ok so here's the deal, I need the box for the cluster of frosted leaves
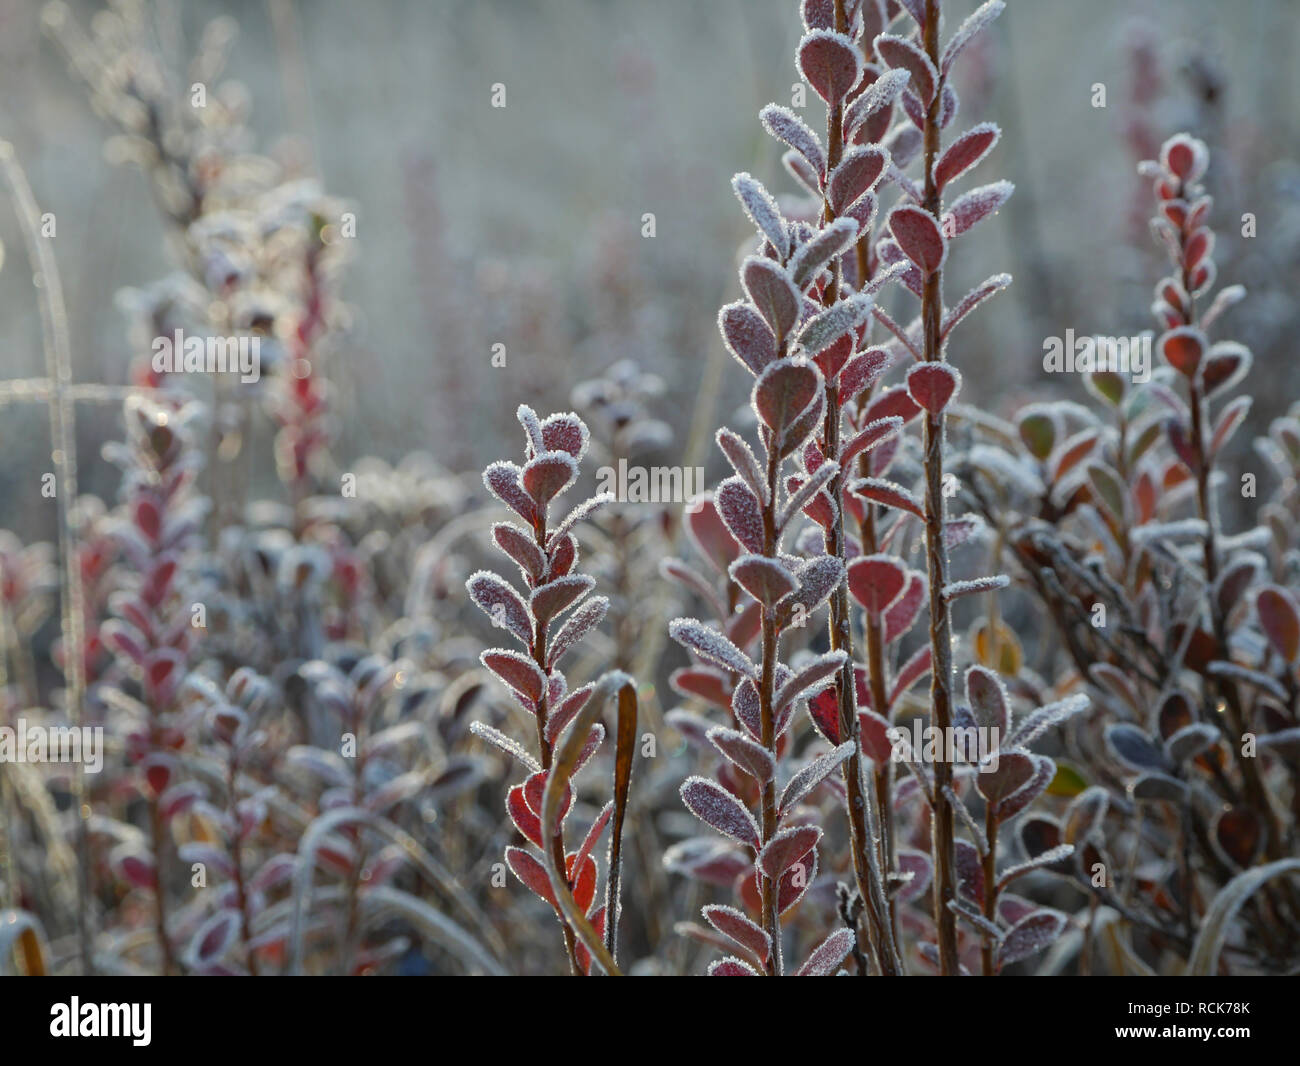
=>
[467,406,617,972]
[914,666,1090,972]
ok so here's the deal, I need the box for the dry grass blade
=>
[604,677,639,961]
[540,671,632,977]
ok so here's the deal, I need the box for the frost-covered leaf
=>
[942,181,1013,237]
[839,416,901,471]
[483,461,535,523]
[1165,722,1219,764]
[889,644,930,712]
[941,273,1011,339]
[840,347,893,402]
[548,493,612,550]
[794,927,855,976]
[941,0,1005,75]
[760,104,826,181]
[906,362,961,414]
[186,908,240,968]
[720,301,778,376]
[505,846,556,908]
[539,412,590,461]
[716,477,765,554]
[852,476,923,518]
[797,294,873,359]
[888,205,946,275]
[686,495,743,573]
[481,649,547,703]
[829,145,888,213]
[966,665,1010,734]
[997,908,1068,968]
[669,618,758,679]
[466,570,532,645]
[522,452,579,510]
[1007,694,1089,748]
[681,776,761,847]
[547,596,608,667]
[943,574,1009,602]
[530,574,594,625]
[789,217,859,291]
[774,650,848,712]
[708,956,761,976]
[780,460,838,529]
[708,726,777,783]
[545,683,596,744]
[876,34,936,104]
[1131,772,1187,802]
[754,359,821,439]
[1210,396,1251,457]
[798,30,864,105]
[1257,585,1300,663]
[732,172,789,259]
[933,122,1000,191]
[884,572,926,643]
[1105,723,1168,772]
[777,555,846,628]
[779,742,854,814]
[702,904,770,964]
[844,67,911,140]
[976,749,1035,808]
[848,554,907,616]
[1159,326,1206,377]
[729,554,798,608]
[742,257,801,341]
[758,824,823,880]
[492,522,546,583]
[717,428,769,505]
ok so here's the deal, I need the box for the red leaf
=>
[795,927,855,975]
[702,904,771,964]
[1257,586,1300,663]
[522,452,578,509]
[685,495,744,573]
[876,34,936,105]
[758,825,822,880]
[829,145,888,213]
[798,30,863,105]
[1159,326,1205,377]
[480,649,547,703]
[852,477,923,518]
[754,359,821,436]
[507,785,544,847]
[883,572,926,642]
[505,846,556,908]
[933,122,1000,191]
[848,554,907,616]
[888,205,946,275]
[680,776,761,847]
[719,301,778,376]
[715,478,765,554]
[906,362,961,414]
[808,686,841,744]
[708,957,761,976]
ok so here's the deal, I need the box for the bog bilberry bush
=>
[1,0,1296,981]
[469,406,638,975]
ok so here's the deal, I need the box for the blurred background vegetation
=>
[0,0,1296,535]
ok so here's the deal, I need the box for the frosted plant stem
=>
[981,804,998,976]
[817,0,903,979]
[918,0,960,976]
[825,385,901,976]
[759,445,783,976]
[1,142,93,976]
[531,518,581,977]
